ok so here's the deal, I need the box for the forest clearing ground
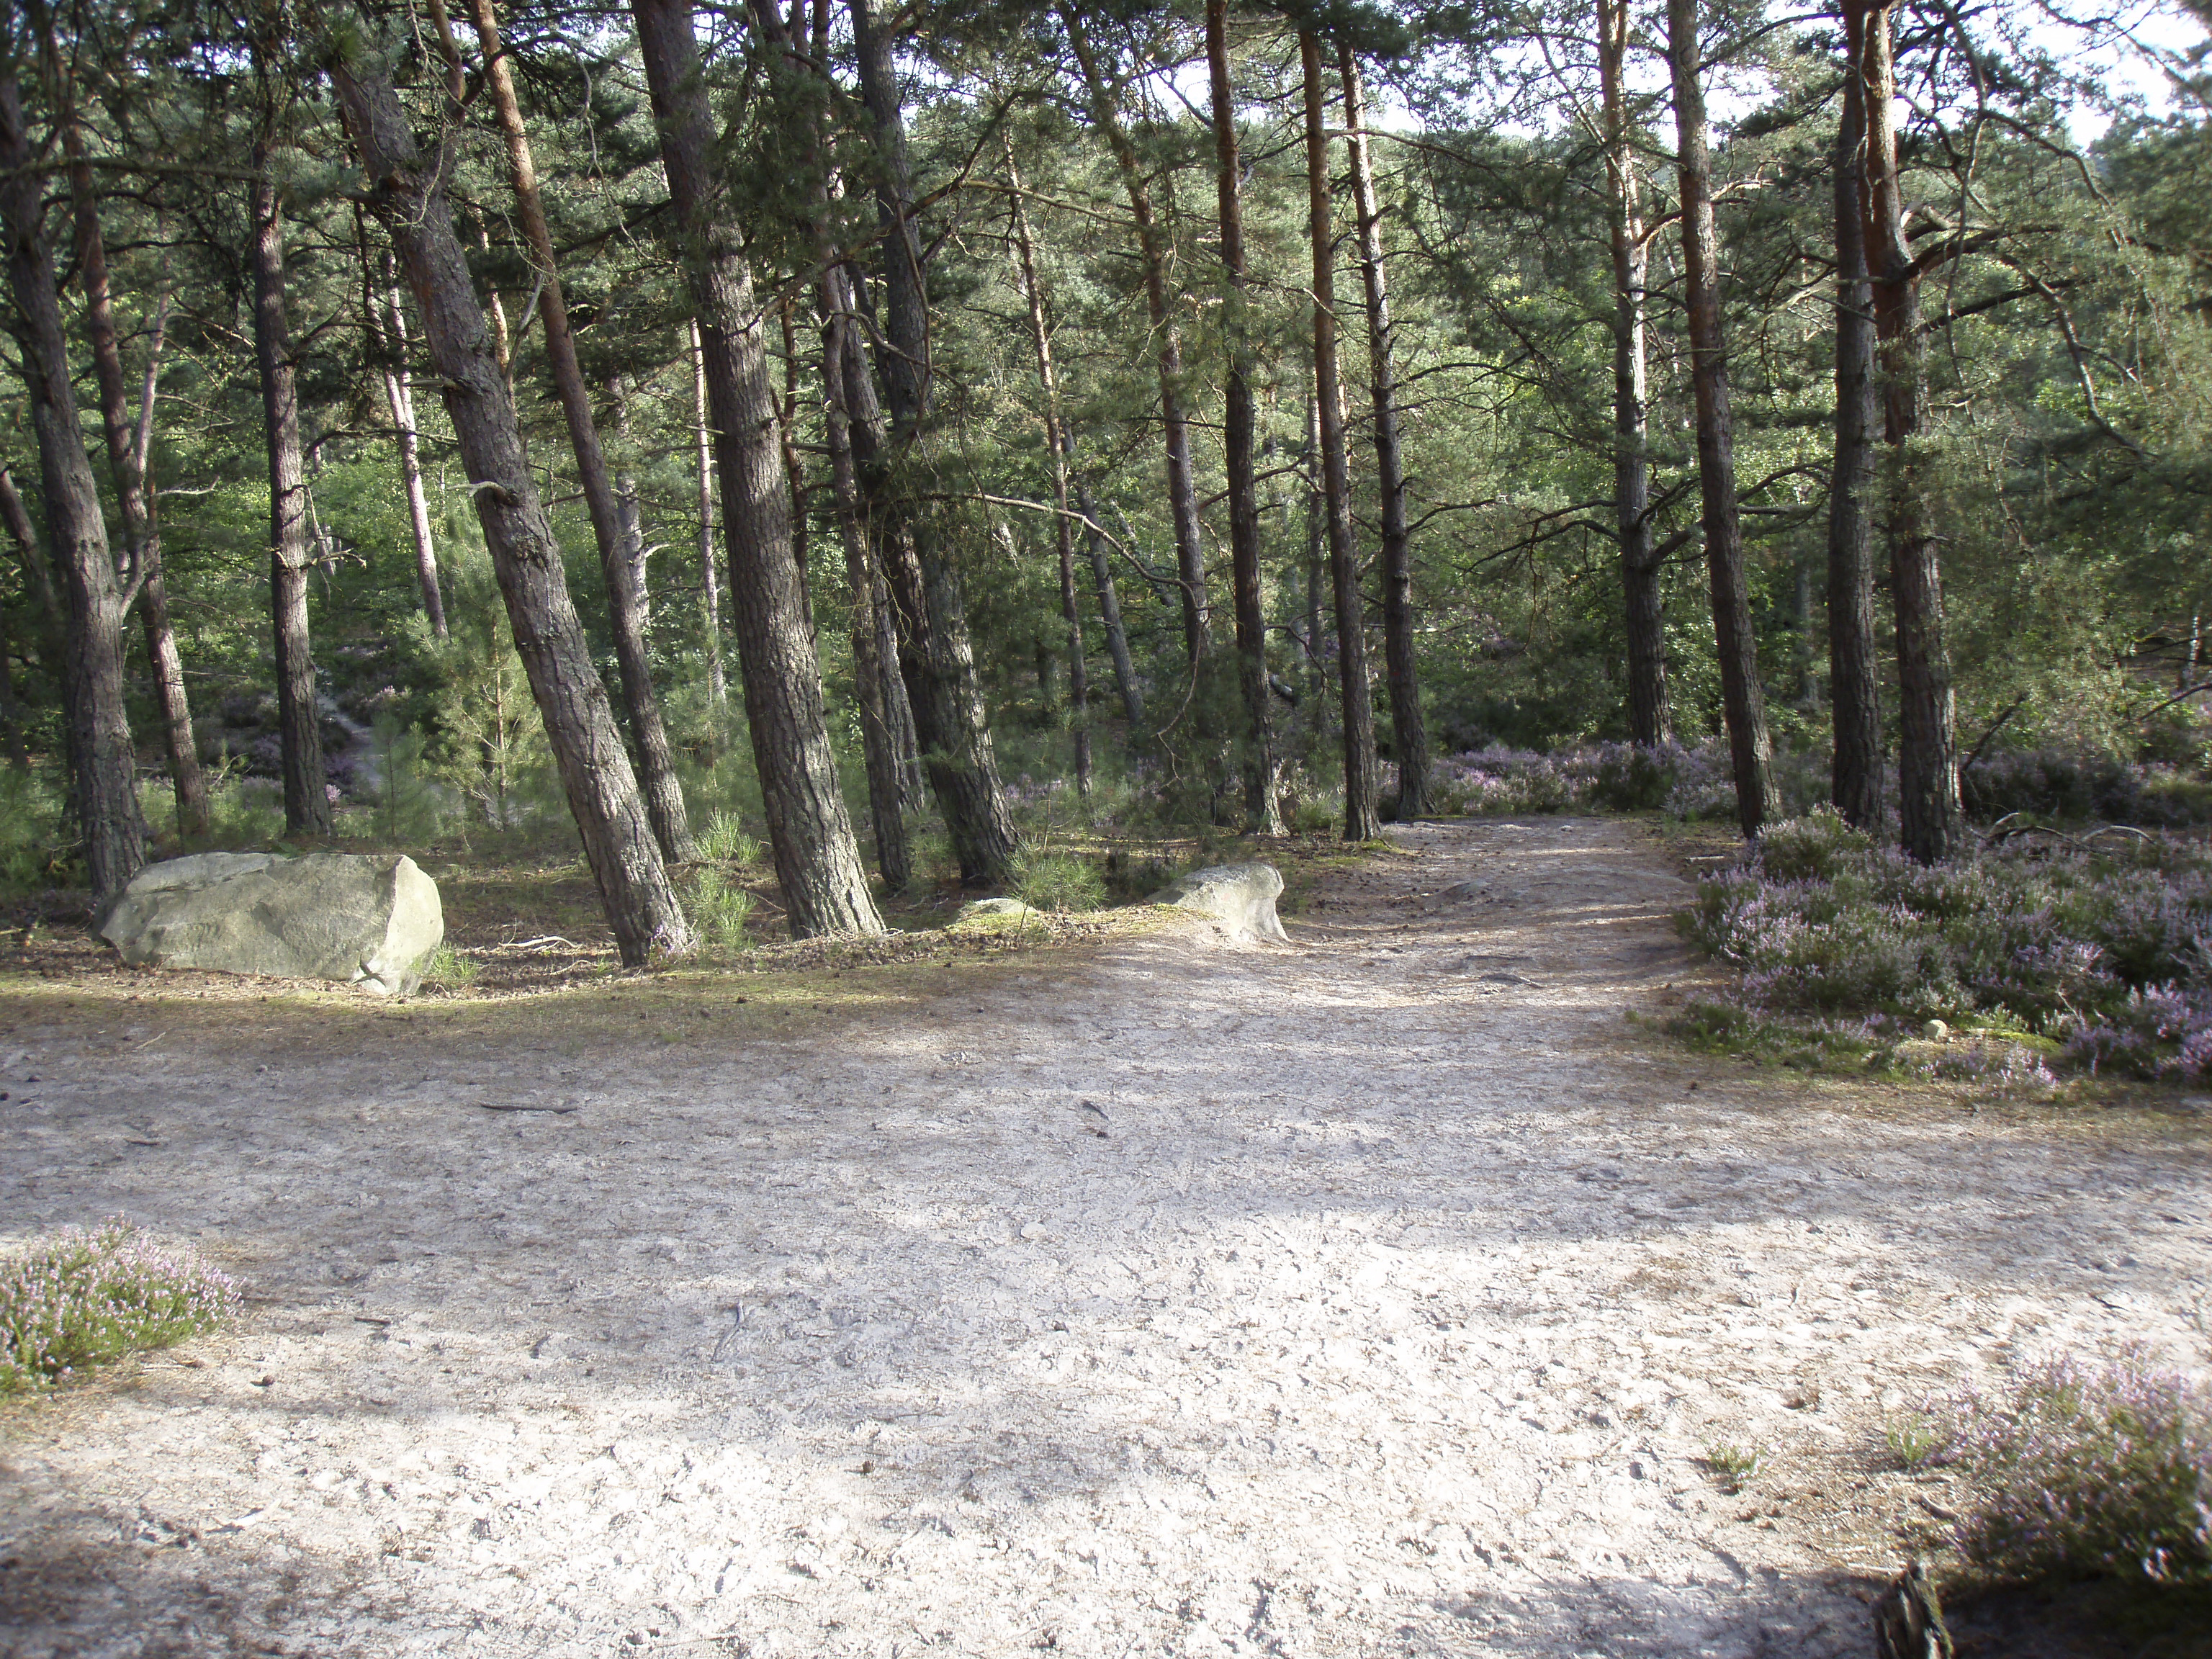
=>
[1,815,2208,1658]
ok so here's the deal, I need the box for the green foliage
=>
[694,810,763,867]
[1010,842,1105,912]
[0,768,68,891]
[1706,1444,1766,1491]
[418,942,479,989]
[0,1220,241,1395]
[686,864,755,953]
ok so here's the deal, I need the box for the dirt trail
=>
[3,817,2207,1658]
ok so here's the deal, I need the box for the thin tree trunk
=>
[468,0,693,864]
[1302,35,1378,841]
[847,0,1017,884]
[1665,0,1778,838]
[1857,0,1961,861]
[0,611,25,772]
[330,48,693,963]
[1304,391,1327,739]
[1061,9,1210,679]
[1596,0,1671,748]
[1339,43,1427,816]
[1210,0,1283,835]
[1829,16,1884,831]
[631,0,881,933]
[688,320,729,706]
[1075,481,1143,730]
[1005,143,1091,793]
[0,72,143,902]
[379,266,447,636]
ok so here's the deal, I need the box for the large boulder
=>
[99,852,444,995]
[1146,862,1289,943]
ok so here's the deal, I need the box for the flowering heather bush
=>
[1908,1354,2212,1586]
[0,1219,241,1394]
[1680,809,2212,1078]
[1426,739,1829,822]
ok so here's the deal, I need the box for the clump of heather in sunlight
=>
[1902,1354,2212,1586]
[0,1218,241,1394]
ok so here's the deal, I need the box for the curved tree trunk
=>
[1856,0,1961,862]
[329,48,693,964]
[1075,481,1144,730]
[469,0,695,866]
[631,0,883,933]
[1302,34,1379,841]
[1829,12,1884,832]
[250,134,332,838]
[1665,0,1778,839]
[1209,0,1283,835]
[1596,0,1671,749]
[1339,44,1428,817]
[0,73,144,902]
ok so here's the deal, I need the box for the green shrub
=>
[1011,844,1105,913]
[1755,806,1874,883]
[418,942,478,989]
[688,864,755,952]
[1,1220,242,1394]
[694,810,762,867]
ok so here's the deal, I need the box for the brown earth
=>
[1,815,2207,1658]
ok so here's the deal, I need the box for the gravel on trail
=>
[2,817,2206,1658]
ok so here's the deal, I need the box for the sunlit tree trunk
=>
[1596,0,1671,748]
[330,46,693,963]
[1829,9,1884,832]
[1208,0,1283,835]
[0,72,144,902]
[373,260,447,637]
[1339,43,1428,818]
[1302,34,1378,841]
[1666,0,1779,837]
[688,320,728,707]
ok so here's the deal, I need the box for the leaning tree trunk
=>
[1339,43,1427,819]
[847,0,1017,884]
[0,73,144,902]
[377,271,447,636]
[1062,6,1210,680]
[471,0,694,865]
[1829,13,1884,832]
[1857,0,1961,863]
[1005,144,1091,794]
[1596,0,1671,748]
[1075,481,1144,730]
[1303,34,1380,842]
[1666,0,1779,838]
[1208,0,1283,835]
[687,321,729,707]
[250,140,333,838]
[631,0,881,932]
[329,47,693,963]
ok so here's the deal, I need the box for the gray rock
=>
[99,851,444,995]
[957,896,1038,920]
[1146,862,1289,943]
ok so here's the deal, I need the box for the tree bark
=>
[1596,0,1671,749]
[60,125,208,839]
[1075,481,1143,730]
[0,72,144,902]
[1209,0,1283,835]
[251,116,332,837]
[688,320,729,706]
[1665,0,1778,838]
[1829,12,1884,831]
[1005,144,1091,794]
[377,265,447,637]
[846,0,1017,884]
[1061,7,1210,677]
[468,0,695,866]
[631,0,882,932]
[1857,0,1961,862]
[1303,390,1327,742]
[1339,44,1427,818]
[1302,35,1379,841]
[330,47,693,963]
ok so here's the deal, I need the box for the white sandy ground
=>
[1,816,2208,1658]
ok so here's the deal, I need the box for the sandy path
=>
[2,817,2207,1658]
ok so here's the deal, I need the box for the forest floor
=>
[1,815,2209,1658]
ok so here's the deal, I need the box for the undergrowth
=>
[1,1219,241,1395]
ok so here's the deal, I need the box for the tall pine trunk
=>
[470,0,694,865]
[1302,34,1379,841]
[374,265,447,637]
[1665,0,1778,838]
[1075,482,1144,730]
[1339,44,1426,819]
[0,72,143,902]
[1061,6,1210,678]
[1829,12,1884,832]
[1208,0,1282,835]
[1596,0,1671,748]
[1856,0,1961,861]
[630,0,881,932]
[688,320,729,707]
[848,0,1017,884]
[1005,145,1091,794]
[251,126,332,838]
[330,46,693,963]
